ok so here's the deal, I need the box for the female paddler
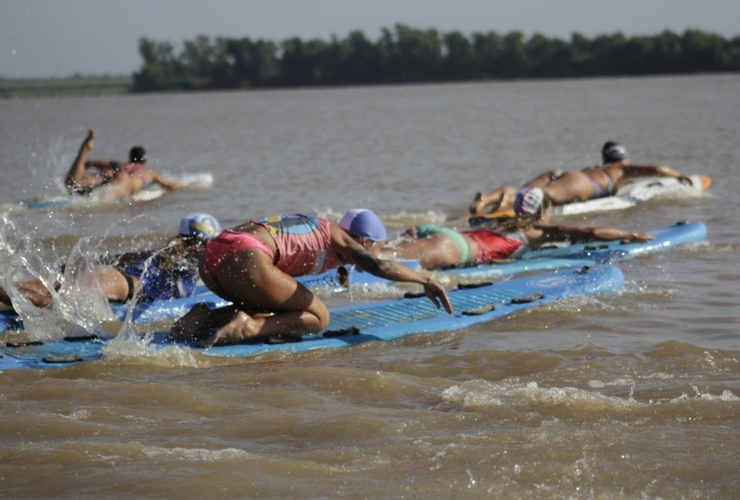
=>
[170,210,453,347]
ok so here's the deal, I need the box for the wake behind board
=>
[552,174,711,216]
[0,264,623,370]
[24,173,213,211]
[521,221,707,263]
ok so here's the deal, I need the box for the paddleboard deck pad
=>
[0,264,623,370]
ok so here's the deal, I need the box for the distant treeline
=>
[133,25,740,92]
[0,75,131,99]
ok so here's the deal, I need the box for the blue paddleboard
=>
[521,221,706,263]
[0,257,592,330]
[0,264,623,370]
[0,222,704,332]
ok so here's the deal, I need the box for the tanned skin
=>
[170,221,452,347]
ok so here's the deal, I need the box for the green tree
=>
[133,38,180,91]
[681,29,727,72]
[472,31,502,78]
[179,35,215,89]
[525,33,574,77]
[132,28,740,92]
[443,31,476,80]
[279,37,331,86]
[337,30,383,84]
[499,31,527,78]
[381,24,443,82]
[216,37,278,88]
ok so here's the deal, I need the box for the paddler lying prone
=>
[169,210,453,347]
[382,187,653,270]
[0,214,220,310]
[64,128,181,201]
[469,141,701,216]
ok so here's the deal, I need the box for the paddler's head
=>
[601,141,628,164]
[179,213,222,241]
[514,187,551,222]
[129,146,147,164]
[339,209,387,254]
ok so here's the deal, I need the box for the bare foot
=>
[469,193,485,214]
[83,129,95,151]
[200,310,258,347]
[169,302,214,341]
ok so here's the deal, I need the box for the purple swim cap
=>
[338,209,387,241]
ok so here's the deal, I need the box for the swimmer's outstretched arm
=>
[149,171,182,191]
[330,225,453,314]
[528,224,653,247]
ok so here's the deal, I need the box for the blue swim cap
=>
[179,213,221,239]
[339,209,387,241]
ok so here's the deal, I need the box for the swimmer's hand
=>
[625,232,654,243]
[423,278,453,314]
[678,175,693,186]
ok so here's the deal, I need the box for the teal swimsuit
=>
[415,224,470,264]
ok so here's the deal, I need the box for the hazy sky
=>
[2,0,739,79]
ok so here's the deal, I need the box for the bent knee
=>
[313,301,331,331]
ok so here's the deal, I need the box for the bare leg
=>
[524,168,563,188]
[65,129,95,194]
[201,309,323,347]
[469,185,518,215]
[169,303,239,341]
[171,249,330,346]
[79,265,135,302]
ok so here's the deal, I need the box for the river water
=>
[1,74,739,498]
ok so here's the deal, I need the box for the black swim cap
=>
[601,141,627,163]
[129,146,147,163]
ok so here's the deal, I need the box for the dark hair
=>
[129,146,147,163]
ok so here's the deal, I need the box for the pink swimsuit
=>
[117,163,148,187]
[203,214,341,280]
[203,230,277,281]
